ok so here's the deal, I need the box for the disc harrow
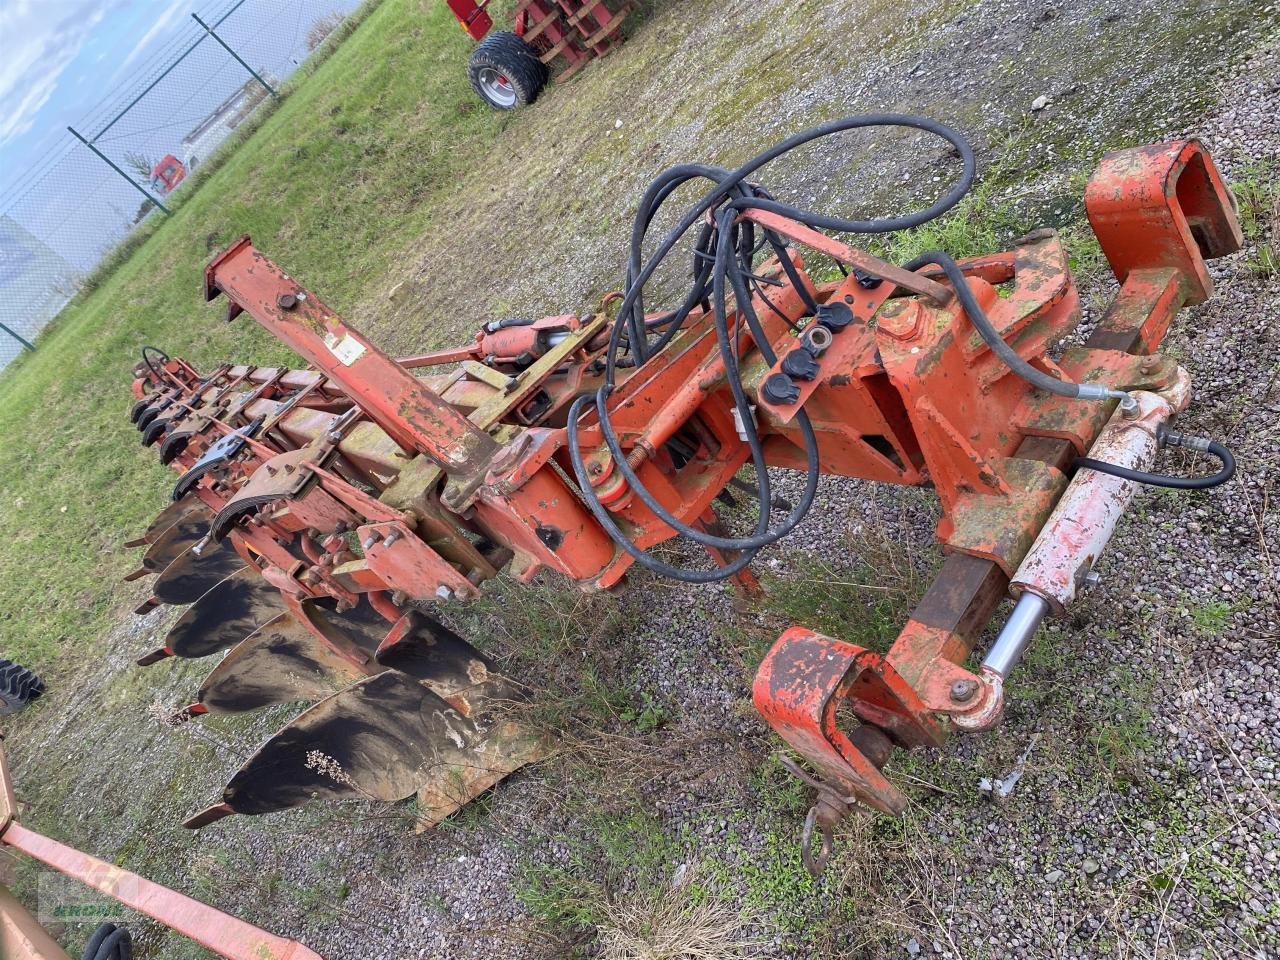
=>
[122,118,1242,868]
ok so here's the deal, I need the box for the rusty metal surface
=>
[201,671,498,818]
[151,537,247,606]
[190,613,366,716]
[163,565,288,660]
[117,138,1242,851]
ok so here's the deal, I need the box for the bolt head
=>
[950,679,978,702]
[277,292,298,310]
[435,585,454,602]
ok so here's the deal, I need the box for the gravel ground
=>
[3,1,1277,958]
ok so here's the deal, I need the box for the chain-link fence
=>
[0,0,367,372]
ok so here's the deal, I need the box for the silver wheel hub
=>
[478,67,516,108]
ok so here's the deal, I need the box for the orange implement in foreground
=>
[0,740,325,960]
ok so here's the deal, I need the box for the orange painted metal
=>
[2,824,326,960]
[129,138,1242,849]
[754,139,1243,821]
[0,742,325,960]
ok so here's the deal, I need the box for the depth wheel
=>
[467,32,548,110]
[0,658,45,716]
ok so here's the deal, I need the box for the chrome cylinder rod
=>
[982,592,1051,679]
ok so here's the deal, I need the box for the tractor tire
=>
[467,32,547,111]
[0,658,45,716]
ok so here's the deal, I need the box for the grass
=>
[1231,159,1280,278]
[0,0,529,672]
[1189,600,1233,636]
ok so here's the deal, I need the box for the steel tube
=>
[981,592,1050,679]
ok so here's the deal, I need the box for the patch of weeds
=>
[1231,159,1280,278]
[452,573,634,729]
[187,849,236,902]
[619,693,672,733]
[1089,666,1157,786]
[516,809,686,948]
[755,555,914,653]
[597,875,761,960]
[293,875,350,925]
[1189,600,1232,636]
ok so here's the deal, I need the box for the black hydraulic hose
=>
[1076,433,1236,489]
[566,395,763,582]
[614,114,977,369]
[902,251,1128,403]
[583,213,823,556]
[82,923,132,960]
[141,345,168,381]
[568,115,982,582]
[567,114,1158,583]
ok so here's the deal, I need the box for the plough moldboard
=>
[123,116,1241,871]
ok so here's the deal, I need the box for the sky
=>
[0,0,199,195]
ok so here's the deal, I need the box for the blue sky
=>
[0,0,196,194]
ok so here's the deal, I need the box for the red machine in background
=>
[446,0,631,109]
[121,116,1240,874]
[148,154,186,197]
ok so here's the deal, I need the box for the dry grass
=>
[598,873,763,960]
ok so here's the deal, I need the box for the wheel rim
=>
[477,67,517,108]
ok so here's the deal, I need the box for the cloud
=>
[0,0,124,144]
[117,0,188,74]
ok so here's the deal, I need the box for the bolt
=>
[383,531,401,547]
[361,535,379,551]
[435,585,455,602]
[390,590,407,606]
[1082,569,1103,588]
[1139,355,1159,373]
[950,679,978,703]
[277,292,298,310]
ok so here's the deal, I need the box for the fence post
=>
[192,13,279,98]
[66,126,170,215]
[0,322,36,353]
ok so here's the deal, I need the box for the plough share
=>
[124,116,1241,872]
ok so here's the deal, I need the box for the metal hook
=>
[800,805,834,876]
[777,753,856,878]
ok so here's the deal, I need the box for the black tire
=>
[467,32,547,111]
[0,658,45,716]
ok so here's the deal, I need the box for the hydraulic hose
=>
[141,345,169,381]
[1076,431,1236,489]
[82,923,132,960]
[903,251,1130,404]
[565,113,1136,584]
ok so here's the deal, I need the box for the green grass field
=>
[0,0,527,672]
